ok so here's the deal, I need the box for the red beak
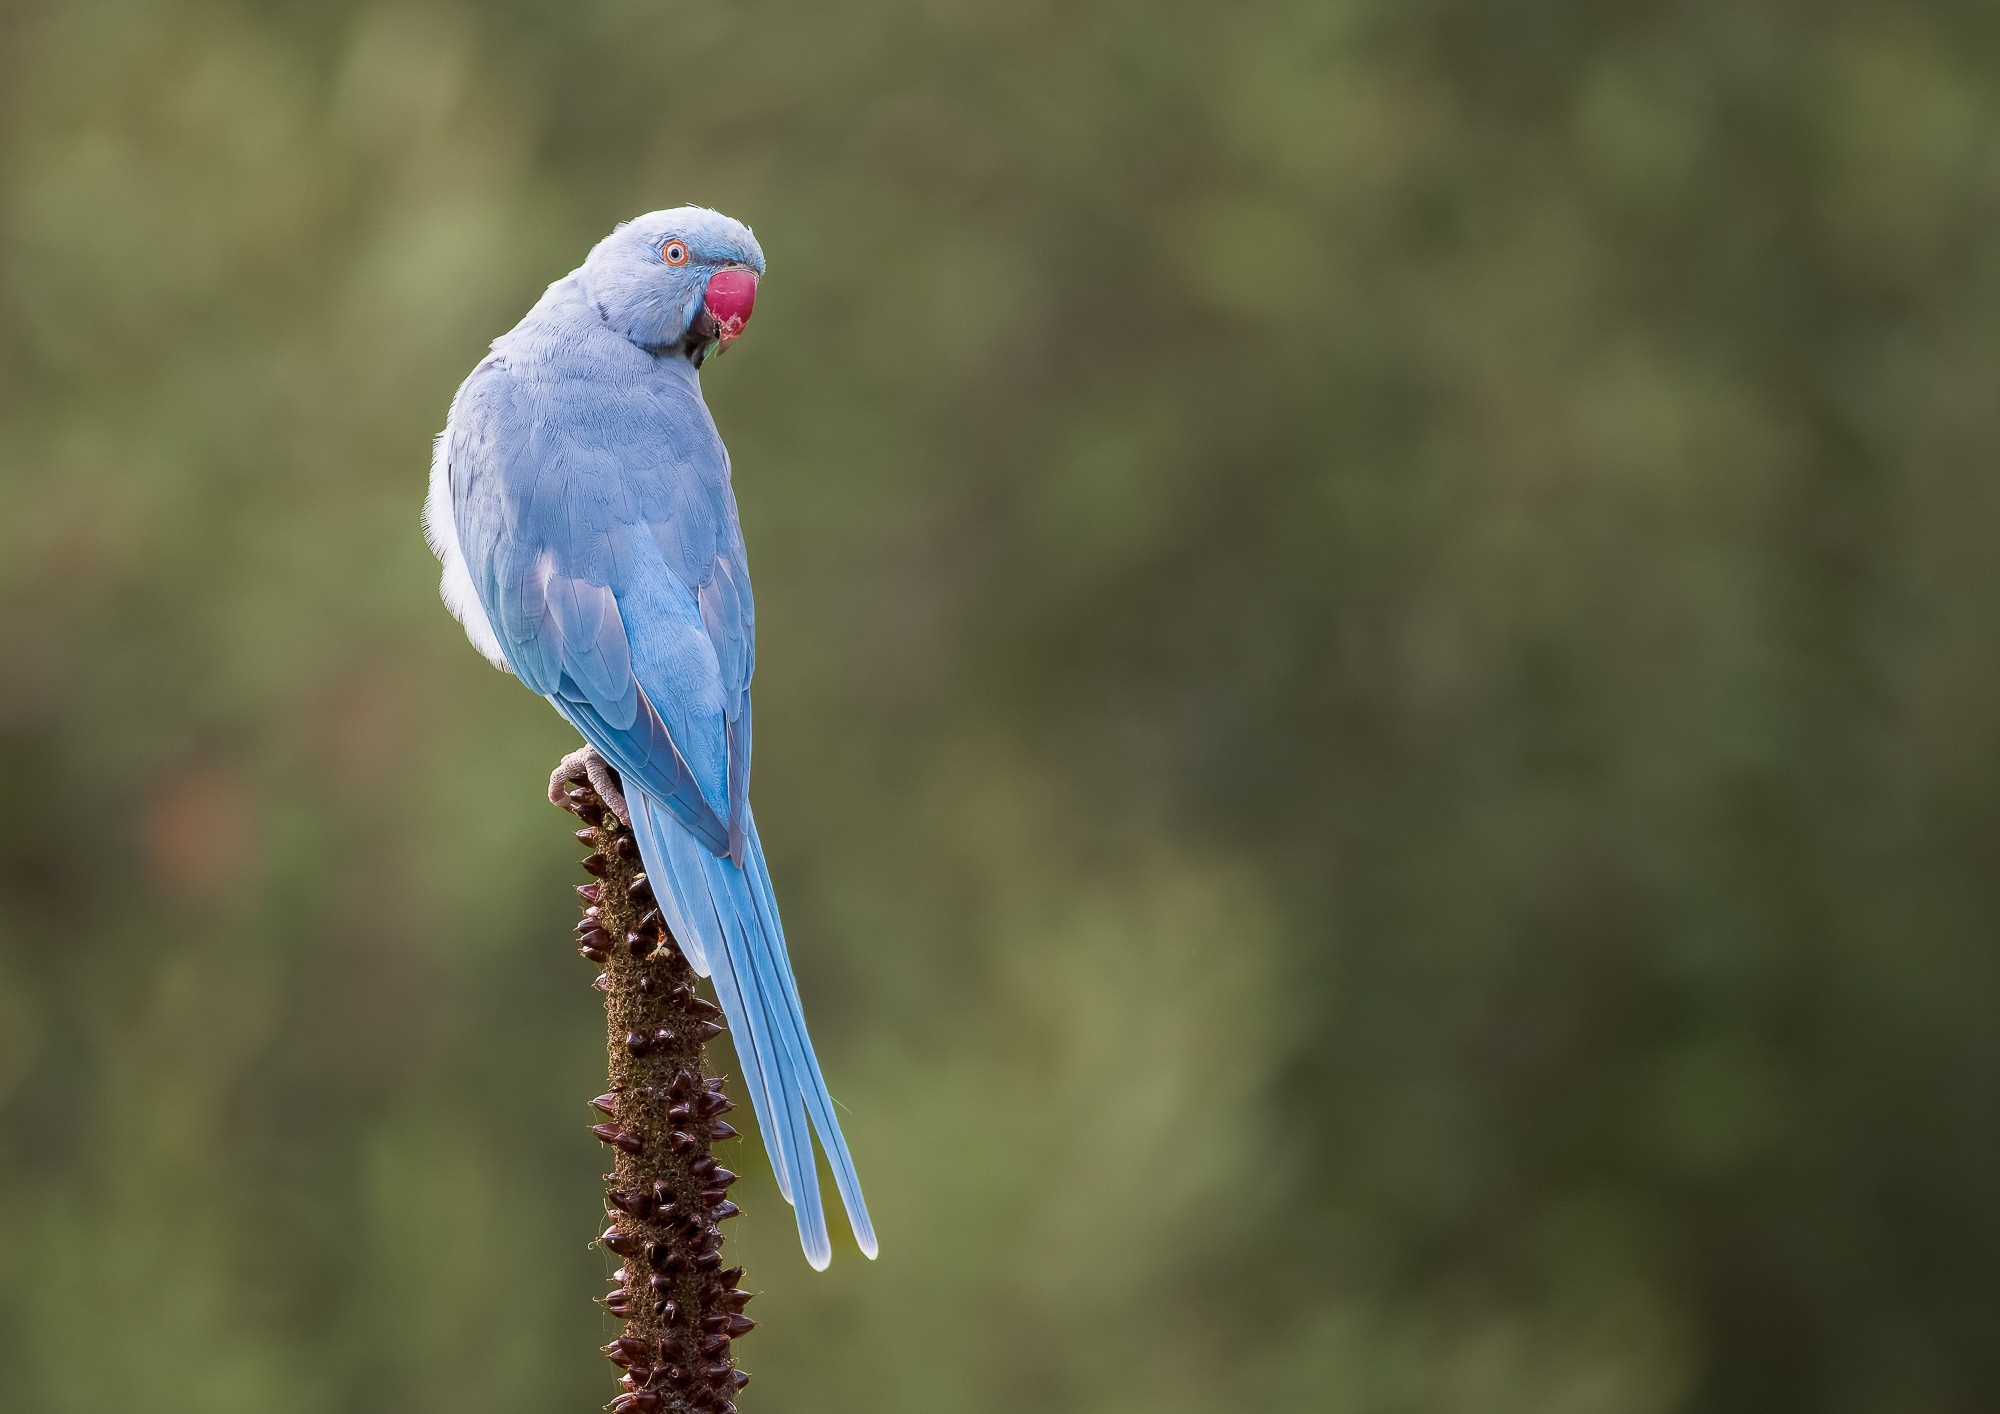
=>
[702,268,758,349]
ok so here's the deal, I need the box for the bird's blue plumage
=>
[426,207,874,1268]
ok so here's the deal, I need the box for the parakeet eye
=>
[663,240,689,266]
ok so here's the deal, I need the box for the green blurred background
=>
[3,1,1998,1410]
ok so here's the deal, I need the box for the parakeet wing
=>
[447,352,754,859]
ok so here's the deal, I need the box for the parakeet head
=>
[582,206,766,363]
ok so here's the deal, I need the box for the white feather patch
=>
[423,425,511,671]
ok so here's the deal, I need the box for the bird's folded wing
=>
[447,357,755,856]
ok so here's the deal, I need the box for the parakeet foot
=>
[549,745,631,827]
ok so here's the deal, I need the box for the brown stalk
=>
[554,757,754,1414]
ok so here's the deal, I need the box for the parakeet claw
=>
[550,746,631,827]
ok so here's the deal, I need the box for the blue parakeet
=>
[424,207,875,1270]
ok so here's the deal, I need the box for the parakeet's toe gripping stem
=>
[551,744,631,827]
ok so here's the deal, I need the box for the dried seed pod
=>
[580,852,611,877]
[590,1093,619,1116]
[599,1226,643,1256]
[687,996,725,1023]
[626,874,651,900]
[707,1167,738,1189]
[593,972,612,992]
[708,1120,738,1142]
[709,1199,741,1222]
[717,1266,745,1289]
[591,1123,643,1154]
[625,1031,652,1056]
[608,1189,652,1219]
[576,882,603,904]
[694,1020,726,1041]
[723,1315,755,1339]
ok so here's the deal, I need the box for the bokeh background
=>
[3,1,1998,1410]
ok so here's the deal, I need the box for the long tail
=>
[628,790,877,1269]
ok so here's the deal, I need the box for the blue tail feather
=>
[627,785,872,1269]
[738,812,878,1257]
[630,792,707,972]
[631,793,799,1211]
[704,856,828,1264]
[633,794,798,1202]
